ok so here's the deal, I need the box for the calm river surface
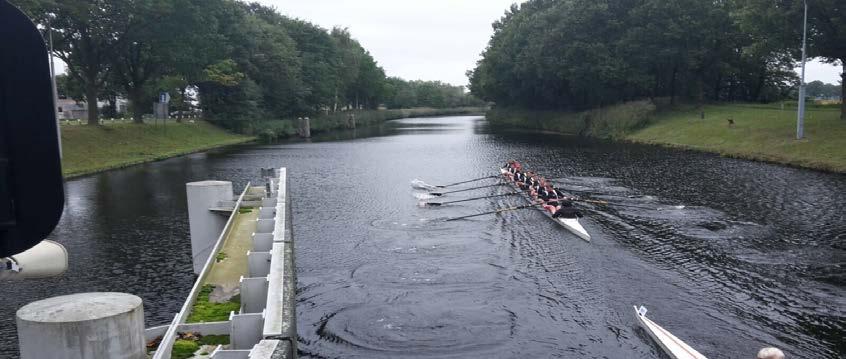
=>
[1,116,843,358]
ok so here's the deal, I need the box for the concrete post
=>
[298,117,311,138]
[16,292,145,359]
[187,181,233,274]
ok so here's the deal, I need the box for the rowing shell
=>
[499,168,591,242]
[634,306,707,359]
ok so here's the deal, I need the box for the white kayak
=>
[634,306,708,359]
[499,168,591,242]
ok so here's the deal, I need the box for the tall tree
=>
[110,0,217,123]
[15,0,133,125]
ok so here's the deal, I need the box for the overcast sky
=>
[258,0,521,87]
[257,0,842,87]
[54,0,842,86]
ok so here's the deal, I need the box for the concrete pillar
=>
[187,181,233,274]
[298,117,311,138]
[16,292,145,359]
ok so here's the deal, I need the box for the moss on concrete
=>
[186,284,240,323]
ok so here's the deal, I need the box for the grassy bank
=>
[253,107,486,141]
[628,104,846,172]
[486,102,846,172]
[61,121,255,178]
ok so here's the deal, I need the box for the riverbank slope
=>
[627,104,845,172]
[61,121,254,178]
[487,103,846,173]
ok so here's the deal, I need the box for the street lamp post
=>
[796,0,808,140]
[48,15,62,158]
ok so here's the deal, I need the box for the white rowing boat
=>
[634,306,708,359]
[499,168,591,242]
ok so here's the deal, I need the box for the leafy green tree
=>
[55,73,84,101]
[15,0,132,125]
[469,0,802,111]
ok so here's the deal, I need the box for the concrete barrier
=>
[247,251,271,276]
[161,168,296,358]
[187,181,234,274]
[229,312,264,350]
[252,233,273,252]
[240,277,269,313]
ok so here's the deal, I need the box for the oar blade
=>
[410,179,437,190]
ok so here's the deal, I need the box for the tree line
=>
[14,0,482,129]
[383,78,486,109]
[468,0,845,119]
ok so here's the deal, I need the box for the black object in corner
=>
[0,0,65,257]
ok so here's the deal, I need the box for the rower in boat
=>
[528,175,541,197]
[539,184,582,219]
[757,347,784,359]
[509,162,523,180]
[514,170,528,188]
[520,171,536,189]
[502,160,517,179]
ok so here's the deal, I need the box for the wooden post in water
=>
[298,117,311,138]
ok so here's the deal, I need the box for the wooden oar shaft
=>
[575,198,659,210]
[438,175,497,188]
[428,192,518,206]
[444,203,541,221]
[431,182,506,195]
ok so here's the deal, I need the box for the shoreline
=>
[62,109,486,179]
[486,103,846,174]
[622,137,843,174]
[63,138,256,180]
[60,121,256,179]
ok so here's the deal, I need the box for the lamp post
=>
[796,0,808,140]
[48,14,62,158]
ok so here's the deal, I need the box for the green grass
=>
[186,284,241,323]
[627,104,846,172]
[171,339,200,359]
[60,121,255,178]
[215,251,228,263]
[198,335,230,346]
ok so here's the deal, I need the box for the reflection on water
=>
[0,116,843,358]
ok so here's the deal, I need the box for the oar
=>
[444,203,543,222]
[429,183,507,197]
[433,175,499,188]
[421,192,519,206]
[575,198,675,211]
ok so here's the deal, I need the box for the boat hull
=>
[634,306,708,359]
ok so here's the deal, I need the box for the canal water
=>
[0,116,843,358]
